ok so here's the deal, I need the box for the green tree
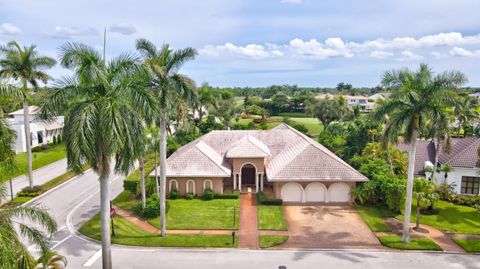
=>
[306,96,349,127]
[373,63,466,243]
[136,39,197,237]
[0,41,56,188]
[40,42,156,268]
[452,95,479,136]
[195,83,218,124]
[211,98,239,129]
[36,250,67,269]
[413,178,439,229]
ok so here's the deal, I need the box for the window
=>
[461,177,480,195]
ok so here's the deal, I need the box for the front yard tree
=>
[373,64,466,243]
[136,39,197,237]
[40,42,157,269]
[0,41,56,188]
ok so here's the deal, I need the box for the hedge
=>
[214,193,239,199]
[123,179,139,194]
[257,191,283,205]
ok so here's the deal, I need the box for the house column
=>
[238,173,242,192]
[255,173,259,193]
[260,173,264,191]
[233,173,237,190]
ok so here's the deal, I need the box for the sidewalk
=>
[3,158,68,199]
[238,193,259,249]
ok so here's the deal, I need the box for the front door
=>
[241,164,256,185]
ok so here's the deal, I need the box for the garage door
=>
[281,182,303,202]
[329,183,350,203]
[305,183,327,202]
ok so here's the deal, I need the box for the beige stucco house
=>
[150,124,367,203]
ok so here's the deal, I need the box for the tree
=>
[271,93,290,114]
[136,39,197,237]
[306,96,349,127]
[373,64,466,243]
[211,98,239,129]
[195,83,218,124]
[452,95,479,137]
[0,183,57,269]
[40,42,157,269]
[0,41,56,188]
[413,178,439,229]
[428,107,453,178]
[36,250,67,269]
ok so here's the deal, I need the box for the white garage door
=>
[305,183,327,202]
[329,183,350,203]
[281,182,303,202]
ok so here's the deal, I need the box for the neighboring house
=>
[397,137,480,195]
[315,94,372,112]
[468,92,480,99]
[150,124,367,203]
[7,106,64,153]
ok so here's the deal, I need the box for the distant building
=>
[468,92,480,99]
[315,94,373,112]
[7,106,64,153]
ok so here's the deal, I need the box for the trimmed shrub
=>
[17,185,43,197]
[202,188,214,200]
[185,193,195,200]
[214,193,239,199]
[31,145,44,152]
[123,179,139,194]
[52,135,57,144]
[169,188,179,200]
[257,191,283,205]
[292,123,308,134]
[145,177,157,196]
[134,194,169,219]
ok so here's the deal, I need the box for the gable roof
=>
[9,105,40,115]
[397,140,435,175]
[151,123,367,182]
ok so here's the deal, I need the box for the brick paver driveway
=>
[280,205,382,249]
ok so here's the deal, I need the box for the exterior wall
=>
[166,177,225,196]
[8,116,64,153]
[272,181,356,203]
[231,158,265,174]
[431,167,479,194]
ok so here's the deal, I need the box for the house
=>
[468,92,480,99]
[397,137,480,195]
[150,124,367,203]
[7,106,64,153]
[315,94,373,112]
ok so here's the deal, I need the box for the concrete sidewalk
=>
[3,158,68,199]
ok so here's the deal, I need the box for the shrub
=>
[202,188,214,200]
[257,191,283,205]
[17,185,43,197]
[52,135,57,144]
[145,177,157,196]
[31,145,44,152]
[292,123,308,134]
[185,193,195,200]
[447,194,480,208]
[123,179,139,194]
[169,188,179,200]
[57,135,62,143]
[134,194,169,219]
[214,193,239,199]
[434,182,456,200]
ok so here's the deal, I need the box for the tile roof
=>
[151,123,367,182]
[397,140,435,175]
[9,105,40,115]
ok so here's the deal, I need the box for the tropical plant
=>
[0,41,56,188]
[413,178,440,229]
[212,98,240,128]
[40,42,157,269]
[373,63,466,243]
[136,39,197,237]
[195,83,218,124]
[35,250,67,269]
[0,183,57,269]
[452,95,479,136]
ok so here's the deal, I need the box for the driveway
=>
[280,205,383,249]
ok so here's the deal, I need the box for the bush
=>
[185,193,195,200]
[145,177,157,196]
[31,145,45,152]
[257,191,283,205]
[123,179,139,194]
[292,123,308,134]
[202,188,214,200]
[52,135,57,144]
[169,188,179,200]
[214,193,239,199]
[134,194,169,219]
[57,135,62,143]
[17,185,43,197]
[447,194,480,208]
[434,182,456,200]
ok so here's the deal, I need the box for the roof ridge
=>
[246,134,271,156]
[267,140,310,179]
[195,141,231,174]
[443,137,480,166]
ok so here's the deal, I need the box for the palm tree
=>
[373,64,466,243]
[147,126,160,196]
[453,95,479,137]
[40,42,157,269]
[0,41,56,188]
[428,108,452,179]
[136,39,197,237]
[195,83,218,124]
[0,183,57,269]
[36,250,67,269]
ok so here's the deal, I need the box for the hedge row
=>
[257,191,283,205]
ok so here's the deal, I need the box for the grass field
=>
[259,235,289,248]
[257,205,288,231]
[0,144,66,183]
[356,206,396,232]
[379,235,442,250]
[452,239,480,253]
[80,214,237,248]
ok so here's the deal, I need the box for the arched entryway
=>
[241,164,256,187]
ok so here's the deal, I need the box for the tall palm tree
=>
[0,41,56,188]
[40,42,157,269]
[0,183,57,269]
[428,107,452,179]
[453,95,479,137]
[136,39,197,237]
[373,64,466,243]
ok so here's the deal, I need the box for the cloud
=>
[0,23,21,35]
[396,50,424,61]
[449,47,480,57]
[369,50,393,59]
[109,23,136,35]
[280,0,303,4]
[289,38,353,58]
[47,26,98,39]
[200,43,283,58]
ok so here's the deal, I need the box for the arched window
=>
[186,179,196,195]
[203,179,213,190]
[169,179,179,192]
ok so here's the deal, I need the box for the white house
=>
[468,92,480,99]
[397,138,480,195]
[7,106,64,153]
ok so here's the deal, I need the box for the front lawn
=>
[379,235,442,251]
[257,205,288,231]
[149,198,240,230]
[259,235,289,248]
[80,214,237,248]
[453,239,480,253]
[113,191,138,212]
[0,144,66,183]
[289,117,323,136]
[356,206,396,232]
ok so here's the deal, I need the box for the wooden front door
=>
[241,165,256,185]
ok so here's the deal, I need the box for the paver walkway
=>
[238,193,259,249]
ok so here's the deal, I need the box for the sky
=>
[1,0,480,88]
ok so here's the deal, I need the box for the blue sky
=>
[1,0,480,87]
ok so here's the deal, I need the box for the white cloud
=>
[200,43,283,58]
[369,51,393,59]
[430,51,448,59]
[0,23,21,35]
[396,50,424,61]
[109,23,136,35]
[449,47,480,57]
[47,26,98,39]
[289,38,353,58]
[280,0,303,4]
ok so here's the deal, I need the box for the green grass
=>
[453,239,480,253]
[148,199,240,230]
[356,206,396,232]
[259,235,289,248]
[257,205,288,231]
[398,200,480,234]
[289,117,323,135]
[379,235,442,251]
[0,144,66,183]
[113,191,138,212]
[80,214,237,248]
[278,112,309,118]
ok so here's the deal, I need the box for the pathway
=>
[238,193,259,249]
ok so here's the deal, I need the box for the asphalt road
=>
[24,164,480,269]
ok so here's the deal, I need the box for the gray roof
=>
[151,124,367,182]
